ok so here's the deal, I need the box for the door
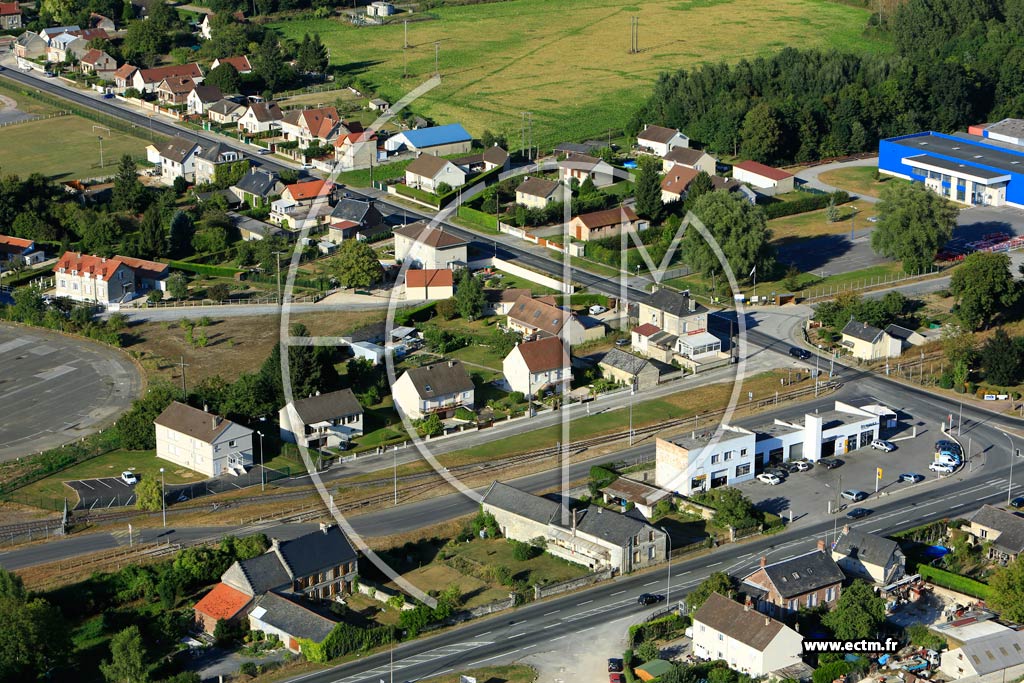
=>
[710,470,729,488]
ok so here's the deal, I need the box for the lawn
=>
[386,562,508,609]
[269,0,886,148]
[483,272,557,295]
[450,537,591,585]
[0,114,151,181]
[419,666,536,683]
[768,201,877,242]
[17,449,197,506]
[817,165,906,198]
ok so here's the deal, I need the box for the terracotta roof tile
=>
[406,268,454,288]
[194,582,251,621]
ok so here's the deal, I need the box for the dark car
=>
[846,507,872,519]
[637,593,665,606]
[820,458,843,470]
[899,473,925,484]
[1011,497,1024,509]
[764,467,788,479]
[789,347,812,360]
[608,659,624,673]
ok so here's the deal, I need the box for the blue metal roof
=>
[401,123,472,149]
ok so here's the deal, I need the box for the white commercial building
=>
[656,426,757,495]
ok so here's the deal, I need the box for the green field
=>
[270,0,887,146]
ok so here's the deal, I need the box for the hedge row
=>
[394,183,441,207]
[395,301,437,326]
[761,190,851,220]
[165,260,242,277]
[917,565,994,600]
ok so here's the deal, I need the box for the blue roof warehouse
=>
[383,123,473,156]
[878,130,1024,208]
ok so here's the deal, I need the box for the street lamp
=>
[1007,433,1017,506]
[97,135,104,169]
[160,467,166,528]
[814,346,822,397]
[661,526,672,607]
[256,431,265,492]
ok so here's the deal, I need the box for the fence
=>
[798,265,946,302]
[133,292,324,308]
[0,110,68,129]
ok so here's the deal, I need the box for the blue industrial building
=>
[878,131,1024,208]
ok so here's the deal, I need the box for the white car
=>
[588,305,607,315]
[790,460,812,472]
[929,462,956,474]
[757,473,782,485]
[871,439,896,452]
[120,471,138,485]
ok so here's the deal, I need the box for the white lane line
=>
[580,627,594,633]
[644,580,659,586]
[544,610,560,616]
[508,633,525,639]
[678,571,691,576]
[870,528,885,533]
[552,635,566,641]
[478,631,492,637]
[469,653,508,666]
[578,600,593,606]
[611,590,626,596]
[522,644,536,650]
[543,624,558,629]
[707,562,722,567]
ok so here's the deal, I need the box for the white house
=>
[154,401,253,477]
[557,153,616,188]
[52,252,133,304]
[392,222,468,270]
[279,388,364,449]
[732,161,795,194]
[405,268,454,300]
[841,319,903,361]
[237,102,284,134]
[211,55,252,74]
[155,136,201,184]
[636,124,690,157]
[392,360,475,420]
[0,235,45,269]
[502,336,571,397]
[831,526,906,585]
[187,85,224,116]
[656,426,757,496]
[515,176,561,208]
[941,630,1024,680]
[661,147,716,176]
[131,63,204,94]
[692,593,804,678]
[334,131,376,171]
[404,154,467,193]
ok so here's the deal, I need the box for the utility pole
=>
[178,356,189,399]
[393,448,398,505]
[404,20,408,49]
[272,251,284,305]
[434,41,440,76]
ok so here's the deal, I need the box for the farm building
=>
[732,161,794,194]
[384,123,472,155]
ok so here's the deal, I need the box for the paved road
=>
[0,324,143,462]
[795,157,880,203]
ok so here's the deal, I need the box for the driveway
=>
[0,324,143,462]
[795,157,880,203]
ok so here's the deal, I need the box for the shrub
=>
[636,640,659,662]
[492,565,513,585]
[510,539,535,561]
[239,662,258,677]
[917,565,993,600]
[762,190,850,220]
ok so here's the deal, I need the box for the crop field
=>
[270,0,887,147]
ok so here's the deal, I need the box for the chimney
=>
[319,522,331,534]
[765,616,771,626]
[651,284,658,293]
[817,539,826,552]
[689,298,696,313]
[203,404,209,412]
[744,595,752,612]
[270,537,280,552]
[448,360,455,367]
[211,415,216,430]
[759,555,767,568]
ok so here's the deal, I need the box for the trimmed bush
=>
[165,260,241,278]
[918,565,994,600]
[762,190,850,220]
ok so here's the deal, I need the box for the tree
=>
[0,594,69,682]
[121,19,166,68]
[167,272,189,300]
[983,329,1023,387]
[136,478,163,512]
[137,204,165,258]
[296,33,329,76]
[687,171,714,202]
[634,156,663,221]
[991,556,1024,622]
[822,579,886,640]
[80,212,122,256]
[436,297,458,320]
[252,32,291,94]
[871,182,957,274]
[825,197,840,223]
[116,382,178,450]
[942,322,976,367]
[684,573,733,612]
[684,191,775,280]
[950,252,1020,330]
[455,272,485,321]
[0,568,25,601]
[204,63,242,94]
[100,625,149,683]
[416,413,443,437]
[636,640,660,662]
[207,283,230,302]
[708,487,759,528]
[112,155,146,213]
[168,211,195,258]
[331,239,383,288]
[739,101,784,164]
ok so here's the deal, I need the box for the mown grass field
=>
[817,165,904,198]
[269,0,887,146]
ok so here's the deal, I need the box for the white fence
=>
[469,256,574,294]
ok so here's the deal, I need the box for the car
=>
[610,674,626,683]
[301,163,314,169]
[589,305,608,315]
[615,338,629,347]
[120,471,138,485]
[820,458,843,470]
[608,659,624,673]
[846,507,872,519]
[936,448,961,461]
[790,460,812,472]
[764,467,788,479]
[789,347,812,360]
[929,462,956,474]
[899,473,925,483]
[935,440,962,454]
[102,92,114,99]
[20,65,32,72]
[1011,497,1024,509]
[871,439,896,452]
[43,71,55,77]
[637,593,665,605]
[841,489,868,502]
[757,473,782,485]
[867,216,879,223]
[256,148,271,155]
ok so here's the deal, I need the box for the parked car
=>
[841,489,868,502]
[757,473,783,485]
[871,439,896,452]
[610,674,626,683]
[789,460,812,472]
[929,462,956,474]
[615,338,629,347]
[102,92,114,99]
[899,473,925,483]
[1011,497,1024,509]
[589,305,608,315]
[608,659,624,673]
[935,440,962,455]
[764,467,788,479]
[789,347,812,360]
[637,593,664,606]
[936,448,962,461]
[120,471,138,485]
[256,148,271,155]
[820,458,843,470]
[846,507,872,519]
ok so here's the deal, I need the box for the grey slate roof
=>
[663,147,708,167]
[154,401,240,443]
[565,505,651,545]
[832,527,900,567]
[197,141,231,162]
[330,198,384,227]
[647,288,705,317]
[233,169,282,198]
[229,552,292,595]
[253,592,337,643]
[693,592,788,651]
[191,85,223,104]
[208,99,244,116]
[958,630,1024,675]
[884,324,918,341]
[406,153,455,178]
[968,505,1024,554]
[516,176,560,199]
[638,124,684,144]
[273,525,358,580]
[157,136,199,164]
[599,348,651,376]
[289,388,363,425]
[401,360,474,399]
[842,319,885,343]
[482,481,561,524]
[750,549,845,598]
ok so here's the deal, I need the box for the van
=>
[935,454,959,467]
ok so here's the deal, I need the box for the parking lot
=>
[65,466,284,510]
[66,476,139,509]
[734,407,967,523]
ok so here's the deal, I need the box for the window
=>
[736,464,751,476]
[424,384,432,393]
[229,440,236,448]
[648,546,655,560]
[788,599,798,611]
[718,634,723,641]
[740,448,747,457]
[723,451,732,461]
[826,587,835,602]
[711,454,719,464]
[699,625,706,632]
[981,529,989,539]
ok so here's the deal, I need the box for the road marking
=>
[469,653,507,666]
[707,562,721,567]
[644,581,659,586]
[870,528,885,533]
[478,631,491,637]
[543,624,558,629]
[522,644,536,650]
[578,600,593,606]
[580,627,594,633]
[552,635,566,641]
[611,590,626,596]
[508,633,525,639]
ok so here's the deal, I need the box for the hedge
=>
[395,183,441,207]
[628,613,688,647]
[761,190,851,220]
[917,565,994,600]
[165,260,242,277]
[395,301,437,326]
[456,205,498,233]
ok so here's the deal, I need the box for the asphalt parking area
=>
[66,477,138,509]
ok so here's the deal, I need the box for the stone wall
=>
[534,567,615,600]
[356,581,416,611]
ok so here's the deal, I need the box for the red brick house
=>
[741,542,845,619]
[193,581,252,633]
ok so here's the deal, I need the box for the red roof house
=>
[193,582,253,633]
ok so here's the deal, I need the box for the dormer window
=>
[424,384,432,393]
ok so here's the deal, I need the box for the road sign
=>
[877,467,883,480]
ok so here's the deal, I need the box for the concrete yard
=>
[0,323,143,462]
